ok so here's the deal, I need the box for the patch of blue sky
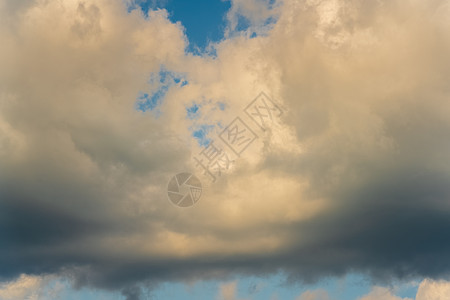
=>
[126,0,165,16]
[236,14,252,32]
[136,66,187,116]
[218,101,226,111]
[396,282,420,299]
[233,273,373,300]
[143,273,380,300]
[156,67,188,88]
[191,124,214,147]
[127,0,231,53]
[126,0,283,53]
[62,288,122,300]
[136,92,163,117]
[150,279,220,300]
[174,76,188,87]
[186,100,228,143]
[186,99,226,120]
[268,0,280,10]
[53,272,419,300]
[264,15,277,26]
[186,103,200,120]
[34,277,123,300]
[247,15,279,38]
[165,0,231,52]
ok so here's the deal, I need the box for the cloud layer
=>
[1,0,450,298]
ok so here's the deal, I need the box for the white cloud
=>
[0,274,62,300]
[225,0,281,37]
[416,279,450,300]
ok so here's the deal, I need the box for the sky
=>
[133,0,232,51]
[1,0,450,299]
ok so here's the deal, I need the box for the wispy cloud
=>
[296,289,330,300]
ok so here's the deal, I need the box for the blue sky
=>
[135,0,231,51]
[13,272,419,300]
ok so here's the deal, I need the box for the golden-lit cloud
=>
[1,0,450,298]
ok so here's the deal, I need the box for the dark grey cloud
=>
[121,286,142,300]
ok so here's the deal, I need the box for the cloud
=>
[217,280,252,300]
[0,274,62,300]
[296,289,330,300]
[416,279,450,300]
[1,0,450,298]
[225,0,281,37]
[358,279,450,300]
[218,281,238,300]
[357,287,412,300]
[0,274,43,300]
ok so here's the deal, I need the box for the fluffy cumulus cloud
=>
[416,279,450,300]
[1,0,450,299]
